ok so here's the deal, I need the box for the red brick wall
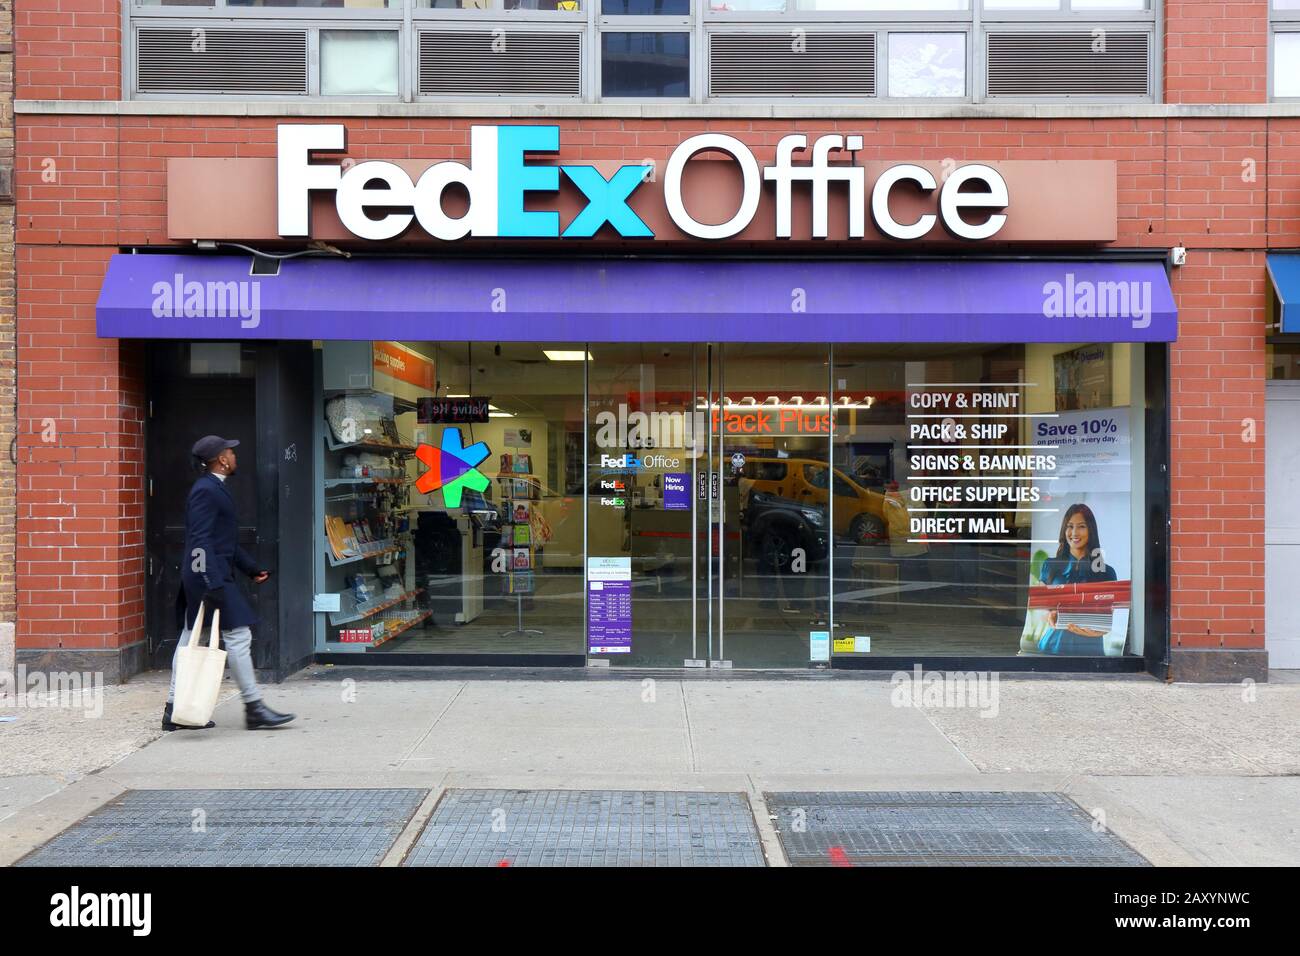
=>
[1164,0,1270,105]
[14,0,120,101]
[1168,251,1268,656]
[0,0,16,664]
[16,244,144,657]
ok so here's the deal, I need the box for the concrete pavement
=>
[2,666,1297,866]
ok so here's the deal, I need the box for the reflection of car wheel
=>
[759,527,796,572]
[849,514,887,545]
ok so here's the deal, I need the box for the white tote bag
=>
[171,603,226,727]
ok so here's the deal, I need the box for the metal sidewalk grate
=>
[766,791,1149,866]
[403,789,767,867]
[18,789,428,867]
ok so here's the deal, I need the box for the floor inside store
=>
[366,566,1069,662]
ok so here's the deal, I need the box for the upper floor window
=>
[126,0,1158,102]
[1274,1,1300,101]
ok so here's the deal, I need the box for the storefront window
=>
[316,341,585,657]
[830,343,1144,659]
[314,339,1147,663]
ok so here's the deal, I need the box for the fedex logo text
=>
[278,124,652,242]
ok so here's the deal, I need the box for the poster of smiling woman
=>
[1020,408,1133,657]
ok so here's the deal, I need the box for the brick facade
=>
[1,0,17,676]
[11,1,1292,681]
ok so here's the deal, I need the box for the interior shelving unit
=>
[319,387,421,649]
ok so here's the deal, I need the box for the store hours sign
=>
[276,124,1013,244]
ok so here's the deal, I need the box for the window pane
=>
[1071,0,1147,8]
[982,0,1060,9]
[1268,344,1300,380]
[1275,0,1300,8]
[603,0,691,12]
[799,0,966,8]
[317,342,586,657]
[711,0,786,10]
[831,343,1144,659]
[228,0,394,7]
[1277,34,1300,97]
[602,33,690,98]
[503,0,582,8]
[321,31,399,97]
[888,33,965,97]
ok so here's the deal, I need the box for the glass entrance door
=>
[585,342,833,668]
[696,344,833,668]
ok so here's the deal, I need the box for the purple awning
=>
[96,254,1176,343]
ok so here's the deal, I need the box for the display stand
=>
[502,593,543,638]
[497,457,543,638]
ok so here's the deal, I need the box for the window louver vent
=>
[709,32,876,97]
[418,31,582,97]
[136,27,308,95]
[986,31,1150,97]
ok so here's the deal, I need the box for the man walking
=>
[163,435,296,731]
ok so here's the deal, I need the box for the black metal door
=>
[144,342,258,667]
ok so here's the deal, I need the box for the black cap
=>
[192,435,240,463]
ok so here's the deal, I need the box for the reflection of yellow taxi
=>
[740,458,917,550]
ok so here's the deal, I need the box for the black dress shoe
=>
[245,699,295,729]
[161,703,214,731]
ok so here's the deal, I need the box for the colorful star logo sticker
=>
[414,428,491,508]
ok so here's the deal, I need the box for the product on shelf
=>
[325,515,359,559]
[325,395,398,445]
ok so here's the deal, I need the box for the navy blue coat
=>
[178,472,260,631]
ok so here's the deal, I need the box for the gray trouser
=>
[167,625,262,705]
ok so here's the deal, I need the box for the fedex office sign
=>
[277,124,1010,242]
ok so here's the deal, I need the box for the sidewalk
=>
[2,667,1298,866]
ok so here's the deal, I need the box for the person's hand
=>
[202,588,226,611]
[1065,624,1105,637]
[252,570,271,584]
[1046,610,1057,626]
